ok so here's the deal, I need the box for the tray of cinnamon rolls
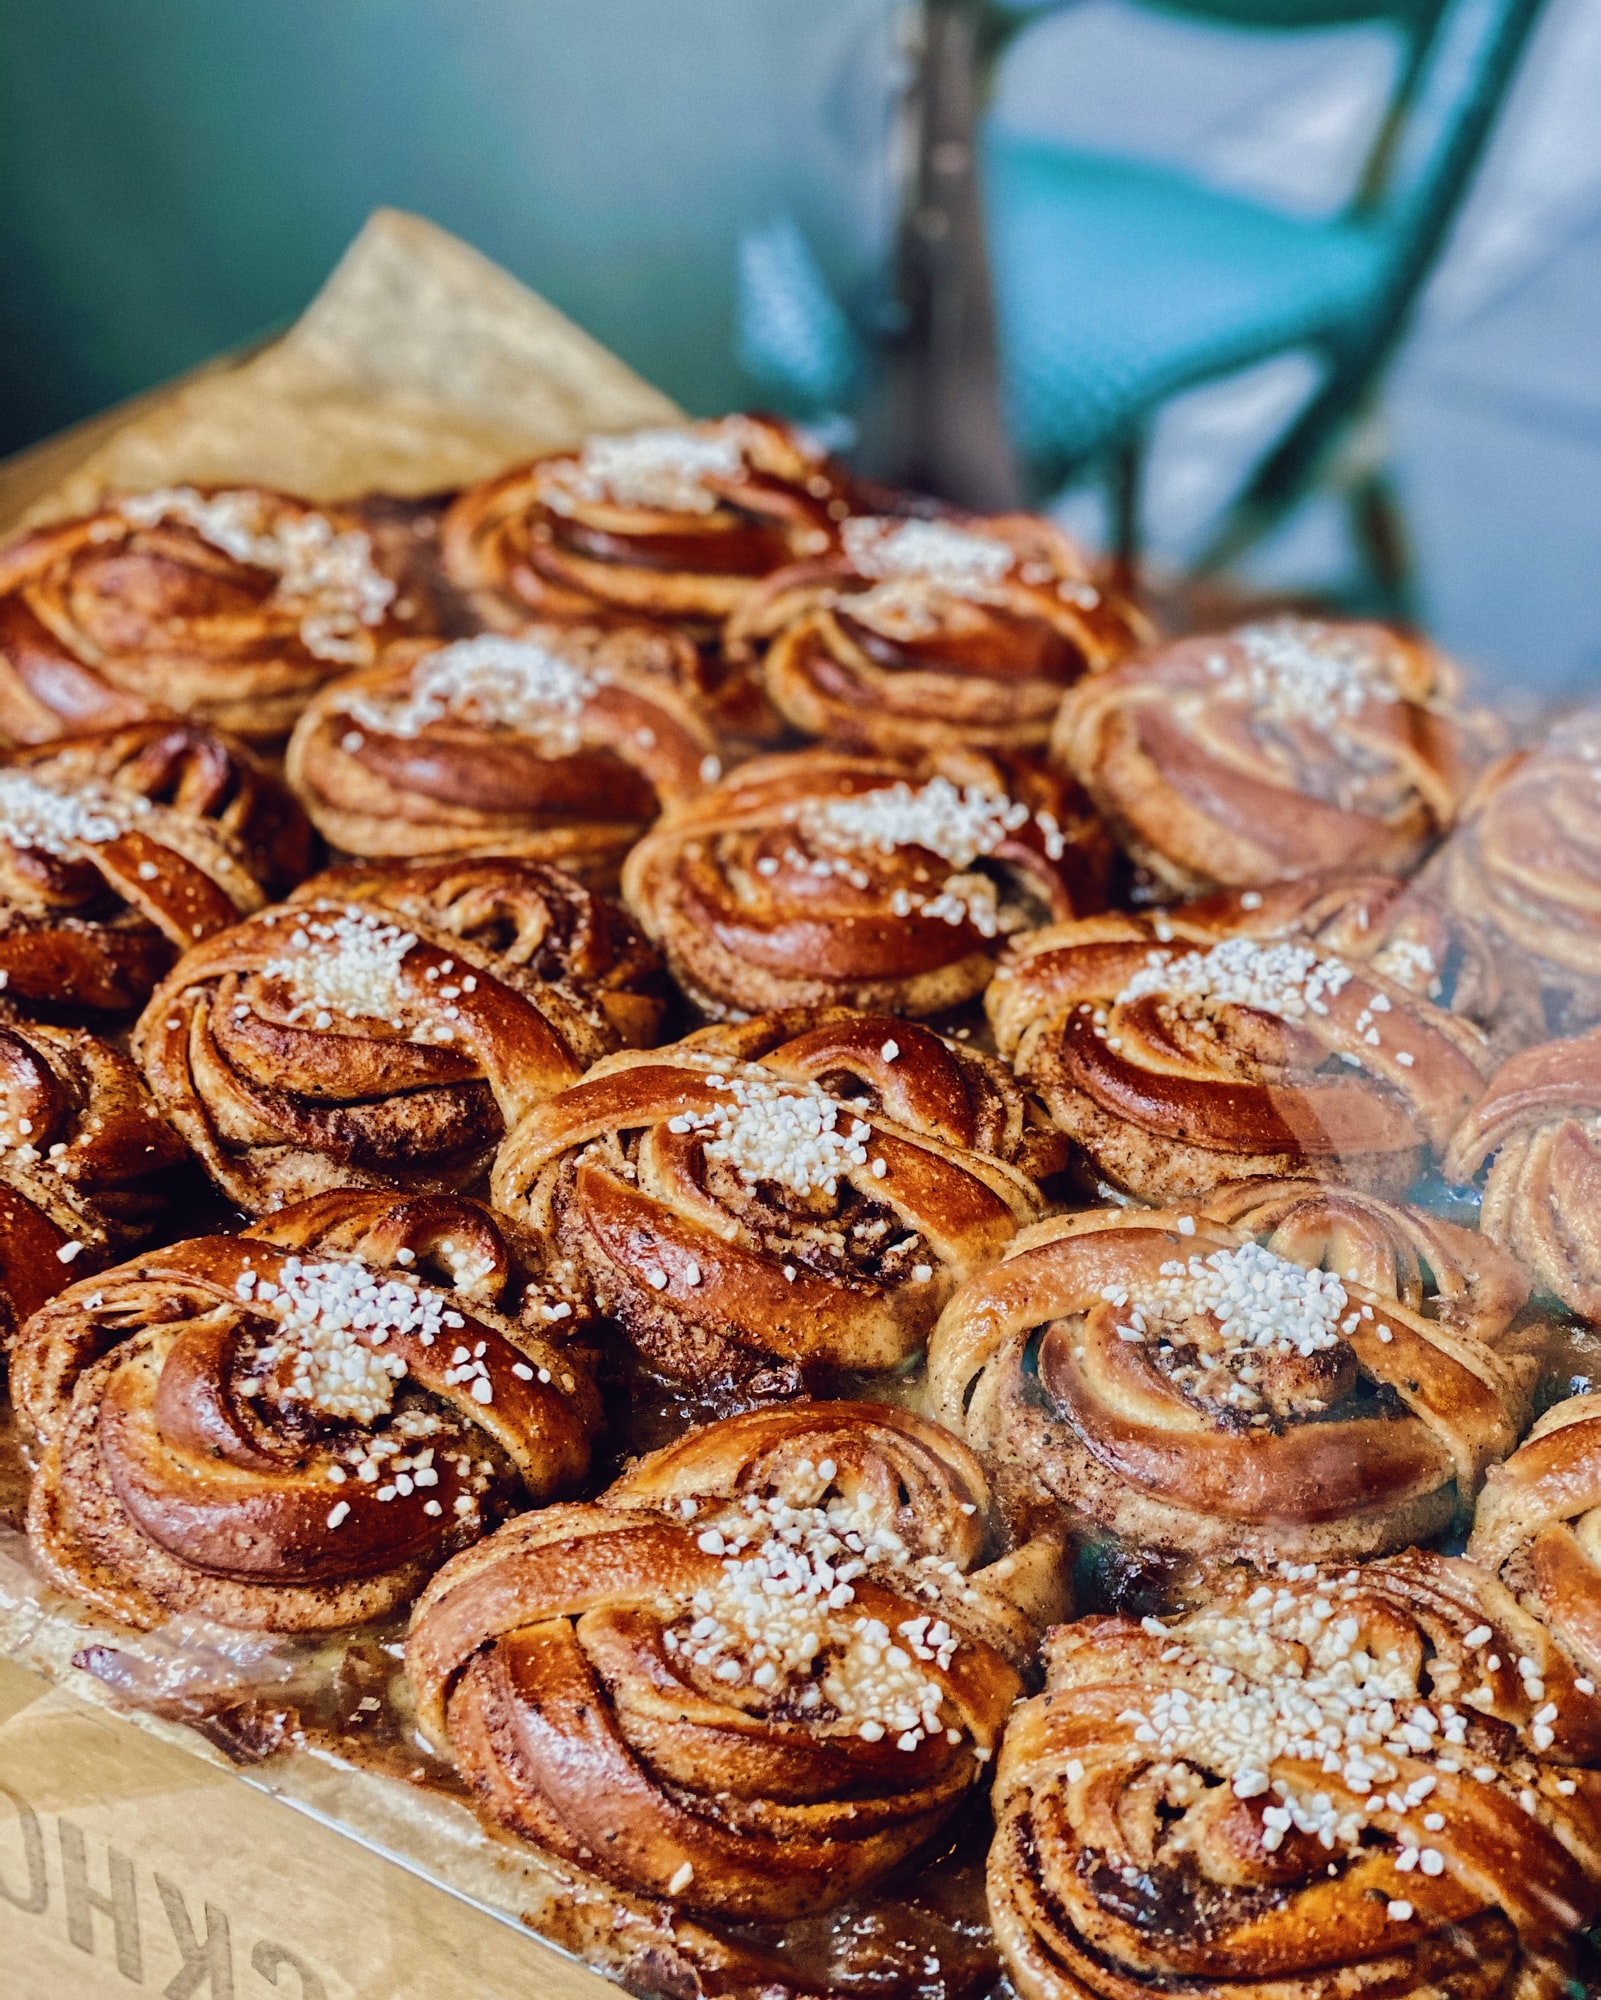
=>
[4,410,1601,2000]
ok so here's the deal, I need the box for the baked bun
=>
[1445,1026,1601,1318]
[0,722,309,1020]
[285,626,722,874]
[990,1551,1601,2000]
[928,1201,1530,1566]
[987,916,1494,1200]
[16,1191,600,1630]
[1053,617,1501,896]
[623,748,1110,1020]
[727,512,1151,757]
[491,1009,1050,1400]
[134,858,662,1215]
[407,1401,1055,1918]
[441,416,860,629]
[0,1019,187,1351]
[0,486,410,743]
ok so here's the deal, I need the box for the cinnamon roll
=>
[927,1204,1530,1566]
[1053,617,1501,896]
[16,1191,600,1630]
[135,858,653,1215]
[1445,1027,1601,1319]
[987,917,1495,1200]
[0,486,411,743]
[407,1402,1051,1918]
[0,723,306,1020]
[285,626,723,873]
[623,748,1110,1020]
[441,416,861,629]
[1433,715,1601,1034]
[726,512,1151,757]
[491,1009,1049,1400]
[990,1551,1601,2000]
[0,1020,187,1351]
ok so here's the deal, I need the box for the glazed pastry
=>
[726,512,1151,757]
[0,486,410,743]
[990,1550,1601,2000]
[0,722,308,1020]
[987,917,1494,1199]
[285,626,723,873]
[1445,1027,1601,1318]
[407,1402,1056,1918]
[0,1020,187,1351]
[1432,714,1601,1034]
[1053,616,1501,896]
[623,748,1109,1020]
[492,1009,1050,1399]
[16,1191,600,1630]
[135,857,657,1215]
[927,1204,1530,1566]
[441,416,862,629]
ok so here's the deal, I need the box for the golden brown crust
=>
[987,914,1495,1201]
[16,1192,601,1631]
[406,1401,1044,1919]
[285,624,722,874]
[0,486,415,743]
[927,1205,1531,1566]
[134,859,651,1216]
[440,416,861,629]
[492,1009,1049,1399]
[0,723,308,1020]
[1053,618,1503,896]
[623,747,1110,1021]
[989,1550,1601,2000]
[726,512,1152,758]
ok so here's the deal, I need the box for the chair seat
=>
[984,131,1394,473]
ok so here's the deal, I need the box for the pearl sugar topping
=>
[339,634,599,750]
[1101,1240,1346,1360]
[667,1070,872,1199]
[842,516,1015,593]
[258,904,420,1028]
[0,770,152,856]
[1118,937,1354,1022]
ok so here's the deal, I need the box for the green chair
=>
[979,0,1546,601]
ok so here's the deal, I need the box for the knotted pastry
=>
[492,1009,1049,1400]
[1053,617,1501,896]
[285,626,723,873]
[0,1020,187,1352]
[407,1402,1053,1918]
[623,748,1109,1020]
[1432,715,1601,1034]
[990,1550,1601,2000]
[135,857,655,1215]
[0,724,306,1020]
[987,918,1494,1200]
[0,485,409,743]
[726,512,1151,757]
[441,416,861,629]
[16,1191,600,1630]
[928,1204,1530,1566]
[1445,1027,1601,1319]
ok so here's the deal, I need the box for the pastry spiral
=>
[1445,1027,1601,1319]
[492,1009,1049,1399]
[134,857,654,1215]
[0,724,304,1020]
[927,1204,1530,1566]
[987,916,1494,1200]
[726,512,1151,757]
[407,1402,1048,1918]
[0,486,410,743]
[441,416,861,629]
[285,626,722,873]
[623,748,1110,1021]
[0,1020,187,1350]
[1053,617,1501,896]
[989,1550,1601,2000]
[16,1191,600,1630]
